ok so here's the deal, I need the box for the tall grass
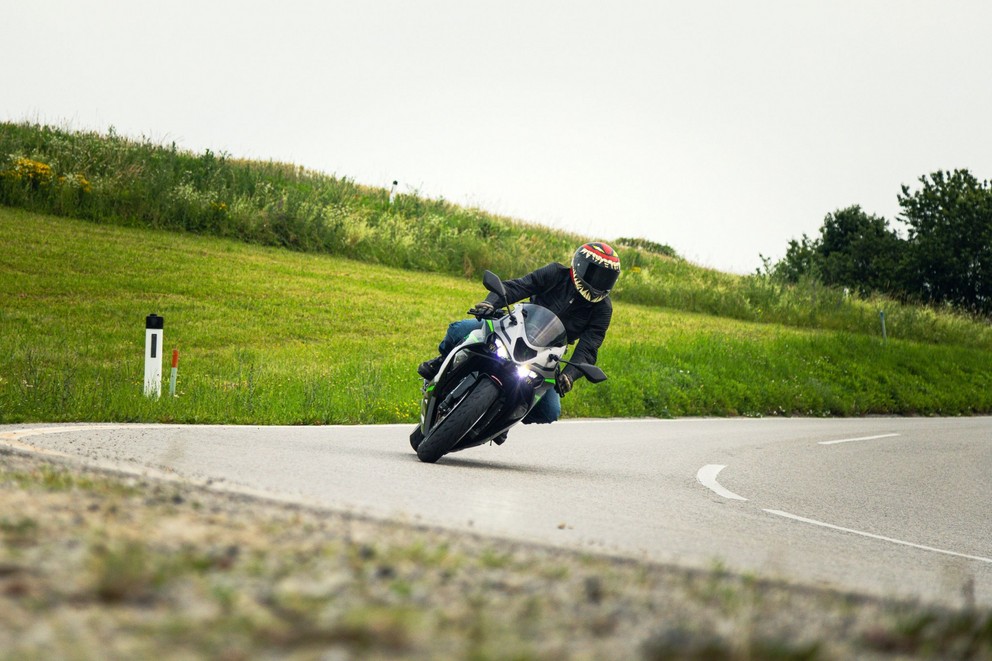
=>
[0,122,579,278]
[2,121,990,350]
[2,208,990,424]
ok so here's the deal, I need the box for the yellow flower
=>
[7,158,54,187]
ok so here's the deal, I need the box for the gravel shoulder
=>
[2,448,990,660]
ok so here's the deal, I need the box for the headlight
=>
[491,336,510,360]
[516,365,540,381]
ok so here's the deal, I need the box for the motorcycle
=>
[410,270,607,463]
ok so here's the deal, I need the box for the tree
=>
[769,234,817,283]
[816,206,904,296]
[769,206,904,294]
[899,170,992,314]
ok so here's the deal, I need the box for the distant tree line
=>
[764,169,992,316]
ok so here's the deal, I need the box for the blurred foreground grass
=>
[2,450,990,659]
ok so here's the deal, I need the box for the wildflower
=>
[2,157,54,189]
[59,172,93,194]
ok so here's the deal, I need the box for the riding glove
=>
[555,371,573,397]
[468,301,495,317]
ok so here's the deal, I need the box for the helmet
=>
[571,242,621,302]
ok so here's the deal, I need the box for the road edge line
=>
[765,509,992,564]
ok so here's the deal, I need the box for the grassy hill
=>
[3,121,991,352]
[2,207,990,424]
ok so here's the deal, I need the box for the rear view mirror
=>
[482,270,503,294]
[482,270,508,307]
[569,363,607,384]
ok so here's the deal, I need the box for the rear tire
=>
[416,378,499,463]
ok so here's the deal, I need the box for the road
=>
[2,417,990,607]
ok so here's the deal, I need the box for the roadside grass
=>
[2,207,991,423]
[3,120,991,351]
[1,207,452,423]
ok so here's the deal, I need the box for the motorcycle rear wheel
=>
[416,378,499,463]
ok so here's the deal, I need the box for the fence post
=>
[879,310,887,344]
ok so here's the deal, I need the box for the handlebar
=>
[470,308,508,321]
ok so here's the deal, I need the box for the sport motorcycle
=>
[410,270,606,463]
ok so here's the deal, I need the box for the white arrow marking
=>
[697,464,747,501]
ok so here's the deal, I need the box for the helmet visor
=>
[581,261,620,294]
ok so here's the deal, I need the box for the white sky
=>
[4,1,991,273]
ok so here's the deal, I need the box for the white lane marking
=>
[0,424,179,440]
[765,509,992,564]
[697,464,748,501]
[0,425,186,457]
[818,433,900,446]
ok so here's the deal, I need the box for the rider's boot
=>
[417,355,444,380]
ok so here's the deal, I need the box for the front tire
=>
[416,378,499,463]
[410,425,425,451]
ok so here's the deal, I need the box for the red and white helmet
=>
[571,242,621,302]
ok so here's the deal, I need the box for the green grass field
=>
[5,121,991,353]
[2,207,991,424]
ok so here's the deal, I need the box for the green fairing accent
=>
[544,379,556,384]
[486,319,494,332]
[427,384,435,393]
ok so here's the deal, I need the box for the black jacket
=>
[484,263,612,380]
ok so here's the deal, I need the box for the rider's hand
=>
[467,301,495,318]
[555,371,573,397]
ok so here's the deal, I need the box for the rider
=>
[418,242,620,437]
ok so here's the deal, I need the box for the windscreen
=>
[519,304,567,348]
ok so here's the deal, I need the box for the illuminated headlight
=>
[491,337,510,360]
[516,365,539,381]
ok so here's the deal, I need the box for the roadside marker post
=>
[169,350,179,397]
[144,314,164,398]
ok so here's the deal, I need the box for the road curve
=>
[2,417,990,607]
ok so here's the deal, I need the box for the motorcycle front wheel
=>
[416,378,499,464]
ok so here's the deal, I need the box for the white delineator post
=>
[144,314,164,398]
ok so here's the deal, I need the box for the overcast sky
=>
[4,1,991,273]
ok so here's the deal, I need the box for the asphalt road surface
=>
[2,417,990,607]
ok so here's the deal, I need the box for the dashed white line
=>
[696,464,748,501]
[765,509,992,564]
[818,433,900,446]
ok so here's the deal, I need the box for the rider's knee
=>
[440,319,477,354]
[523,399,561,425]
